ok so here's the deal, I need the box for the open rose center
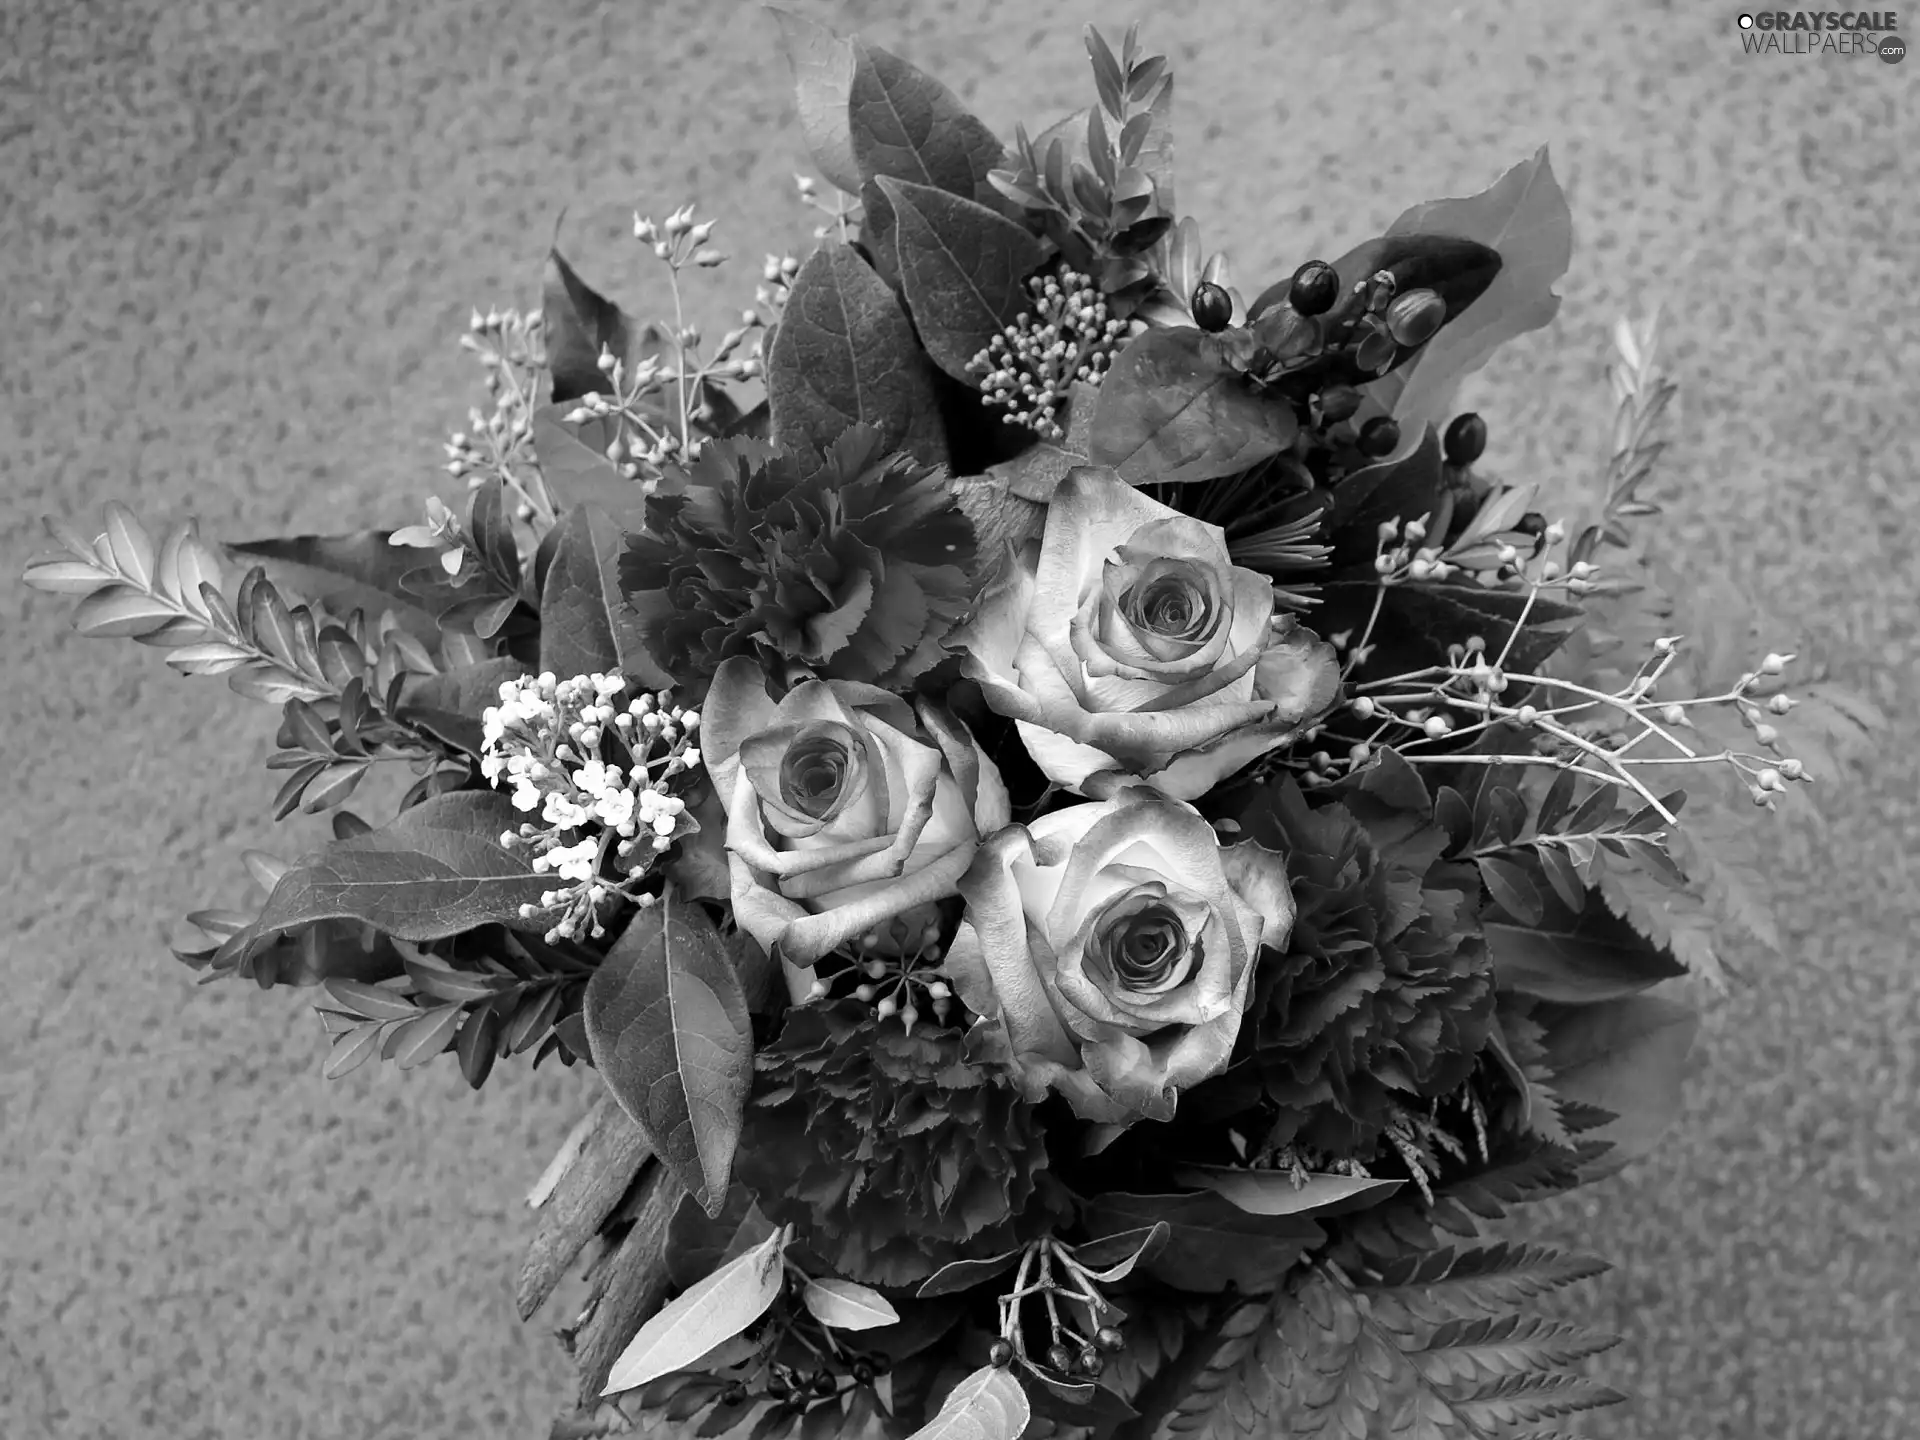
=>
[778,724,857,819]
[1094,895,1197,995]
[1120,560,1218,642]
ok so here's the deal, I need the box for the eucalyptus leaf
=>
[1173,1168,1403,1219]
[904,1363,1031,1440]
[601,1224,788,1395]
[874,176,1047,384]
[1068,1221,1169,1284]
[915,1249,1021,1298]
[1089,327,1296,484]
[766,244,948,467]
[801,1278,900,1332]
[769,8,861,193]
[583,888,755,1214]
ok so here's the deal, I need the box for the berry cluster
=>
[479,671,702,942]
[970,267,1132,440]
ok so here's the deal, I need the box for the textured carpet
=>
[3,1,1915,1437]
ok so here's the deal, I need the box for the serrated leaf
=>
[1089,327,1298,485]
[602,1225,788,1394]
[766,244,948,468]
[801,1278,900,1332]
[769,9,861,194]
[875,176,1047,384]
[583,888,754,1214]
[904,1364,1030,1440]
[1174,1168,1403,1220]
[1592,859,1726,990]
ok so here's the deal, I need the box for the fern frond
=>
[1365,1243,1610,1322]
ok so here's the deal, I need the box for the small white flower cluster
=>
[480,671,703,942]
[969,268,1131,441]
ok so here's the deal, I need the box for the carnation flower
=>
[619,426,982,689]
[733,1000,1068,1288]
[1208,776,1496,1157]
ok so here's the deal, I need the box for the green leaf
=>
[1484,896,1686,1004]
[1593,857,1728,991]
[904,1364,1030,1440]
[545,249,648,406]
[1477,855,1544,925]
[1081,1192,1323,1295]
[1368,148,1573,444]
[801,1278,900,1332]
[769,9,861,194]
[1088,328,1298,485]
[390,1002,464,1069]
[983,382,1097,503]
[583,888,755,1215]
[324,1022,385,1080]
[766,244,948,468]
[916,1249,1022,1299]
[225,532,441,639]
[539,504,671,688]
[846,40,1004,201]
[529,405,646,519]
[601,1224,788,1395]
[1173,1169,1403,1220]
[244,791,550,954]
[1068,1222,1169,1283]
[1539,992,1700,1163]
[398,657,530,754]
[874,176,1047,384]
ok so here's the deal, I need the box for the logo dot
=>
[1881,35,1906,62]
[1738,12,1754,27]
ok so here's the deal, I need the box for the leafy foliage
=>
[619,426,982,689]
[1089,327,1299,485]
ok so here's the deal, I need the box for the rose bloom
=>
[942,785,1294,1124]
[701,657,1009,986]
[951,467,1340,801]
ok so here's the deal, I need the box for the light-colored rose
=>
[702,657,1010,986]
[942,786,1293,1124]
[951,467,1341,801]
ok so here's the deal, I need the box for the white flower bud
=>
[1755,723,1779,747]
[1351,696,1376,719]
[1769,693,1794,714]
[1423,715,1452,738]
[1761,652,1790,675]
[1780,758,1805,780]
[1662,704,1687,725]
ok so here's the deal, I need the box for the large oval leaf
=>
[1540,992,1700,1163]
[905,1363,1031,1440]
[601,1224,787,1394]
[1088,327,1297,485]
[769,9,861,193]
[801,1277,900,1332]
[538,504,671,689]
[1486,903,1687,1005]
[583,889,754,1215]
[846,39,1004,201]
[876,176,1047,384]
[1174,1167,1403,1219]
[766,244,948,468]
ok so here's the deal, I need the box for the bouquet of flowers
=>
[23,14,1881,1440]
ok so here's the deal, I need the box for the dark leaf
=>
[1173,1169,1403,1219]
[1089,328,1298,485]
[666,1183,779,1290]
[1068,1222,1168,1282]
[769,9,861,193]
[1535,769,1580,835]
[467,479,520,587]
[1432,785,1473,851]
[1485,899,1687,1004]
[583,888,754,1215]
[539,504,672,688]
[1322,427,1447,569]
[224,533,443,640]
[456,1004,502,1088]
[846,40,1004,201]
[1537,844,1587,913]
[390,1002,464,1069]
[1081,1192,1323,1294]
[1478,855,1544,925]
[915,1249,1021,1299]
[766,244,948,468]
[398,657,530,755]
[530,405,647,520]
[546,249,642,405]
[1539,992,1700,1162]
[983,381,1098,503]
[874,177,1047,385]
[243,791,550,956]
[1317,577,1581,681]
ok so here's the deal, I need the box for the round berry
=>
[1318,384,1363,422]
[1095,1326,1126,1353]
[1357,415,1401,458]
[1288,260,1340,317]
[1190,280,1235,333]
[1384,288,1447,347]
[721,1383,748,1406]
[1047,1343,1076,1373]
[1515,512,1547,537]
[852,1360,876,1386]
[766,1374,791,1400]
[989,1339,1015,1369]
[1079,1347,1105,1377]
[812,1369,837,1397]
[1444,412,1488,467]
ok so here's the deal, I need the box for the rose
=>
[701,657,1009,982]
[941,785,1293,1124]
[951,467,1340,801]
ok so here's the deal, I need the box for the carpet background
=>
[3,1,1915,1437]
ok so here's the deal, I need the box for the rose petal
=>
[701,657,785,787]
[1218,839,1298,955]
[773,838,979,965]
[1254,618,1344,721]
